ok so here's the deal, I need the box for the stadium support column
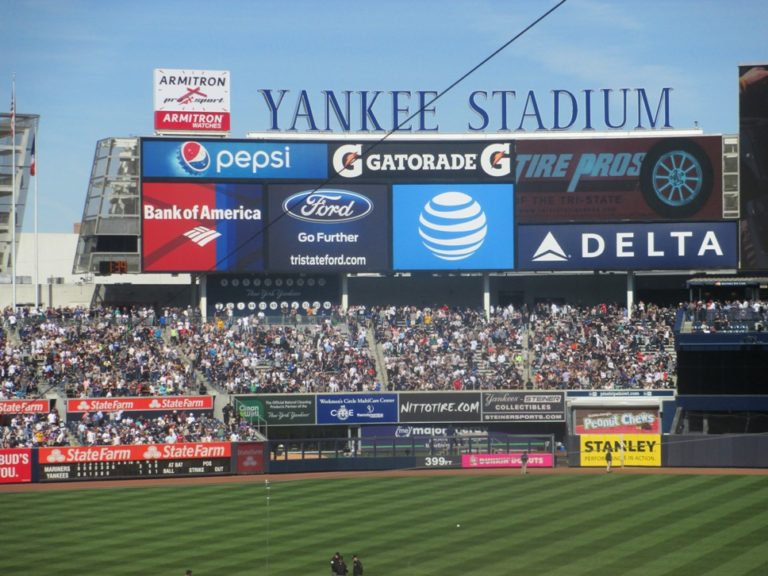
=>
[626,272,635,318]
[341,274,348,311]
[200,274,208,322]
[483,273,490,318]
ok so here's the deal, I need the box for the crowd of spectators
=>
[70,409,262,446]
[684,299,768,333]
[1,409,67,449]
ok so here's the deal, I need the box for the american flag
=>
[29,137,35,176]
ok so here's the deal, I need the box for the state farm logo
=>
[283,189,373,223]
[77,401,91,411]
[149,400,162,409]
[47,449,66,463]
[480,143,511,177]
[419,191,487,261]
[143,446,162,459]
[177,141,211,173]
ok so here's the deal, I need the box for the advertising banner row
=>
[141,137,733,274]
[235,391,566,425]
[1,442,267,484]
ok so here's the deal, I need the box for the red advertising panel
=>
[39,442,231,464]
[141,182,265,273]
[516,136,722,223]
[236,442,266,475]
[0,399,51,415]
[67,396,214,413]
[0,449,32,483]
[573,408,660,435]
[461,452,553,468]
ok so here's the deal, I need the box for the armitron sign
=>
[154,69,230,134]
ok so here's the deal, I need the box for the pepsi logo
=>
[178,141,211,173]
[283,189,373,223]
[418,191,488,261]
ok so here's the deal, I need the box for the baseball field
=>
[3,470,768,575]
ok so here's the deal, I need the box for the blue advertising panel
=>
[267,184,390,271]
[392,184,514,270]
[206,274,339,317]
[517,221,738,271]
[141,138,327,180]
[317,394,398,425]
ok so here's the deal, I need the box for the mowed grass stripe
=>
[2,474,767,576]
[523,475,767,576]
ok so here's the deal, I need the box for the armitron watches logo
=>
[419,192,487,261]
[283,190,373,223]
[184,226,222,247]
[178,141,211,173]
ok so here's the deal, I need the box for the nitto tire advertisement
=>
[516,136,722,222]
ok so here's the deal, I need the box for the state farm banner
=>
[516,136,722,222]
[0,399,51,415]
[482,392,564,422]
[154,69,230,134]
[0,449,32,483]
[461,452,553,469]
[399,392,482,423]
[517,221,738,271]
[573,408,660,435]
[67,396,214,414]
[39,442,231,464]
[580,434,661,467]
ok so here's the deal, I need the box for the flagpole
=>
[10,75,16,310]
[33,124,39,310]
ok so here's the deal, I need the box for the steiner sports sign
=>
[482,392,564,422]
[154,69,230,134]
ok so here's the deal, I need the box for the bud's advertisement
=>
[0,449,32,483]
[573,408,660,435]
[516,136,722,222]
[330,141,514,182]
[142,182,265,273]
[399,392,482,423]
[141,139,327,180]
[206,274,339,317]
[0,399,51,414]
[517,221,737,271]
[267,184,390,271]
[317,394,398,425]
[461,452,553,469]
[154,69,230,133]
[67,396,214,413]
[482,391,564,422]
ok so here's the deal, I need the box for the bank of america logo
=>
[183,226,221,247]
[532,232,568,262]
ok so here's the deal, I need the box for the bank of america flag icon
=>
[532,232,568,262]
[183,226,221,247]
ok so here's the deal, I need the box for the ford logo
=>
[283,189,373,223]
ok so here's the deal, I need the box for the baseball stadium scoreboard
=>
[37,443,232,482]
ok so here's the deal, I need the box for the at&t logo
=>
[419,191,488,260]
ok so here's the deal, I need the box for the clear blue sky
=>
[1,0,766,233]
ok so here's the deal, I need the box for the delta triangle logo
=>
[532,232,569,262]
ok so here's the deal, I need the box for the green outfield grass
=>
[3,473,768,575]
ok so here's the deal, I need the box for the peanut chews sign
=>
[580,434,661,467]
